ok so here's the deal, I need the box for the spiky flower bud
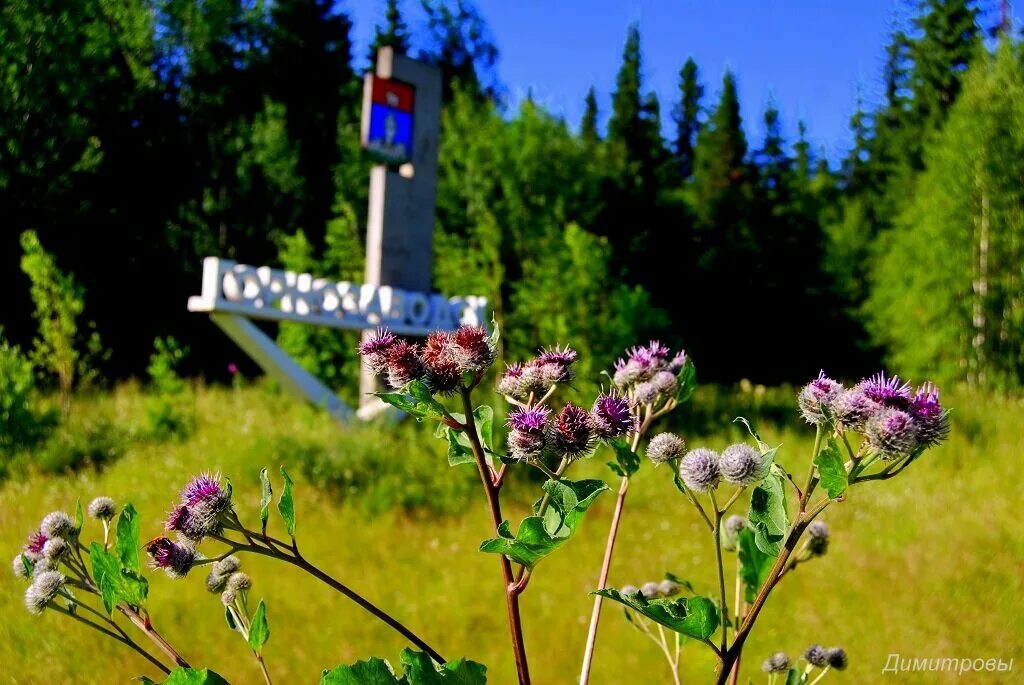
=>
[657,580,680,598]
[640,581,661,599]
[859,372,911,409]
[798,371,843,425]
[506,407,550,462]
[40,512,75,540]
[591,393,636,439]
[32,557,53,577]
[357,328,397,372]
[384,340,426,389]
[612,359,644,389]
[225,572,251,593]
[145,537,196,578]
[866,407,919,459]
[826,647,848,670]
[651,371,678,397]
[634,381,660,406]
[167,473,233,541]
[551,404,597,460]
[421,331,461,395]
[87,497,117,521]
[221,589,237,607]
[620,584,640,596]
[762,652,790,673]
[721,515,748,552]
[25,570,65,615]
[807,521,829,556]
[451,325,495,372]
[24,531,47,558]
[206,556,242,593]
[646,433,686,464]
[679,448,720,492]
[12,553,30,579]
[910,383,950,448]
[42,538,69,561]
[805,644,829,668]
[719,443,769,486]
[497,363,525,398]
[831,387,878,432]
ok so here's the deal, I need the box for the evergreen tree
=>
[581,86,600,145]
[691,71,747,225]
[608,23,643,152]
[419,0,499,101]
[370,0,411,58]
[672,57,703,179]
[910,0,980,132]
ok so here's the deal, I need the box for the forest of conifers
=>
[2,0,1022,394]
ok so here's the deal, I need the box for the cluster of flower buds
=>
[799,371,950,459]
[149,474,234,578]
[359,325,496,394]
[612,341,689,407]
[505,391,634,462]
[619,578,681,601]
[13,507,89,614]
[497,345,577,402]
[805,644,848,671]
[206,556,251,607]
[678,443,771,492]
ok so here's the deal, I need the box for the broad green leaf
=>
[74,499,83,535]
[785,668,801,685]
[444,427,476,466]
[608,438,640,478]
[139,668,231,685]
[89,543,147,614]
[115,503,141,574]
[814,437,848,499]
[259,468,273,533]
[594,589,720,640]
[376,380,449,422]
[247,599,270,653]
[278,466,296,536]
[320,658,401,685]
[737,528,774,603]
[440,408,493,468]
[747,470,789,556]
[480,478,607,568]
[474,405,493,452]
[400,648,487,684]
[675,358,697,404]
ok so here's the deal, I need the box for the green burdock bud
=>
[805,644,829,668]
[721,514,747,552]
[25,570,65,615]
[620,584,640,596]
[646,432,685,464]
[42,538,69,561]
[762,652,790,673]
[719,443,769,486]
[826,647,848,670]
[40,512,75,540]
[657,580,680,598]
[807,521,829,556]
[640,581,661,599]
[679,448,720,492]
[87,497,117,521]
[225,572,251,594]
[12,553,30,580]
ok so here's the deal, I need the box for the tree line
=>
[1,0,1021,394]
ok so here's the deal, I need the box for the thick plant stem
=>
[461,387,531,685]
[709,491,728,653]
[579,474,629,685]
[50,603,170,674]
[117,604,191,668]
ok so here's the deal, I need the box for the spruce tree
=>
[370,0,411,58]
[672,57,703,179]
[608,23,644,150]
[910,0,980,131]
[581,86,600,145]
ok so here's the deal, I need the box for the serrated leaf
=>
[320,657,401,685]
[675,358,697,404]
[259,468,273,533]
[142,668,231,685]
[594,589,720,640]
[737,528,774,603]
[748,471,789,556]
[278,466,296,536]
[248,599,270,653]
[90,543,147,614]
[480,478,607,568]
[116,503,141,574]
[609,438,640,478]
[400,648,487,684]
[376,380,449,423]
[814,437,848,499]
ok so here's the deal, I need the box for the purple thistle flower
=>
[168,473,233,541]
[384,340,426,389]
[145,537,196,578]
[591,393,636,439]
[551,403,597,460]
[497,363,525,397]
[181,473,226,507]
[859,372,912,409]
[612,358,644,389]
[451,325,496,372]
[667,350,688,374]
[536,344,577,366]
[866,407,919,459]
[24,532,47,557]
[644,340,671,360]
[797,371,844,425]
[358,328,397,372]
[634,381,660,405]
[805,645,829,668]
[910,383,950,448]
[831,386,879,432]
[506,407,550,462]
[421,331,461,395]
[507,407,551,432]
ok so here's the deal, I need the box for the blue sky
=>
[342,1,1004,160]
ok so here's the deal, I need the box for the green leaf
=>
[675,358,697,404]
[784,668,801,685]
[259,468,273,533]
[89,543,148,614]
[444,427,476,466]
[608,438,640,478]
[278,466,296,536]
[474,405,493,452]
[480,478,607,568]
[747,470,789,556]
[74,499,83,535]
[247,599,270,653]
[737,528,774,603]
[814,437,848,499]
[376,380,449,422]
[441,406,493,468]
[116,503,142,574]
[320,657,401,685]
[732,417,770,453]
[593,589,720,640]
[140,668,231,685]
[400,648,487,684]
[488,317,500,350]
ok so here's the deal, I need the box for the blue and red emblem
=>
[363,77,415,165]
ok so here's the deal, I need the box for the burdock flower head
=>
[384,340,426,389]
[805,644,829,668]
[206,556,242,593]
[831,386,879,432]
[798,371,843,425]
[450,325,495,373]
[12,553,31,579]
[146,537,196,578]
[866,407,919,459]
[40,512,75,541]
[221,572,252,607]
[23,531,48,561]
[679,448,720,492]
[633,381,660,406]
[591,393,636,439]
[719,443,769,486]
[620,584,640,596]
[762,652,790,673]
[859,372,912,410]
[524,344,577,389]
[640,581,662,600]
[42,538,69,562]
[506,407,551,462]
[496,363,525,398]
[826,647,848,670]
[807,521,830,556]
[421,331,461,395]
[722,514,748,552]
[910,383,950,449]
[24,570,65,615]
[166,473,233,541]
[87,497,117,521]
[646,432,686,465]
[357,328,397,373]
[551,403,597,460]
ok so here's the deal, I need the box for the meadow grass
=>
[0,383,1021,684]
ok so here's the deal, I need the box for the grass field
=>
[0,383,1021,684]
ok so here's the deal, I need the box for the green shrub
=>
[145,336,195,440]
[0,331,56,460]
[35,418,128,474]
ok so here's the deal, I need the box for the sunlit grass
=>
[0,383,1020,684]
